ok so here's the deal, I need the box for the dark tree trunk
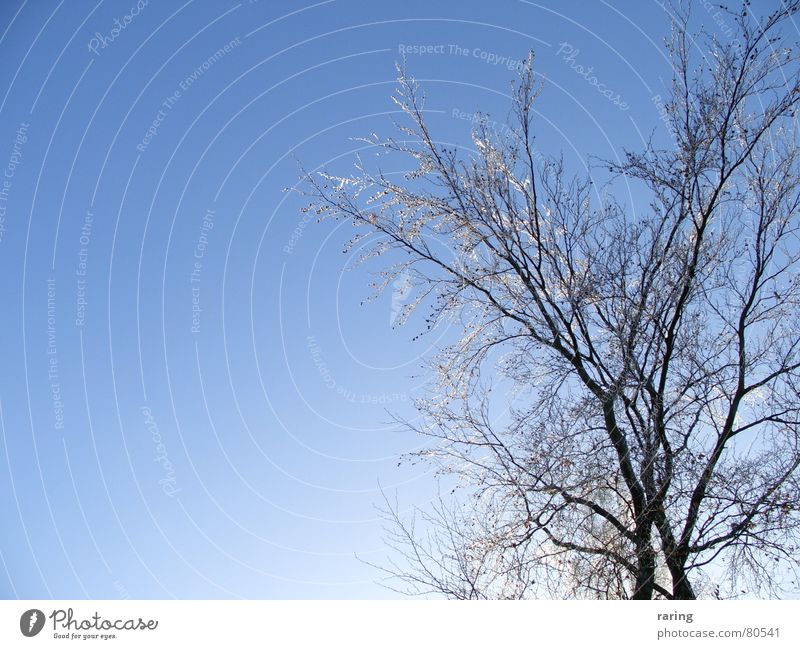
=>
[667,556,696,599]
[631,534,656,600]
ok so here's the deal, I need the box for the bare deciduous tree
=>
[303,1,800,599]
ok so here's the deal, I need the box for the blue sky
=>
[0,0,748,598]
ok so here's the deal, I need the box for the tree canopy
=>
[304,1,800,599]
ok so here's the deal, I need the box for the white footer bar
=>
[1,600,797,647]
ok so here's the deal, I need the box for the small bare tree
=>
[304,1,800,599]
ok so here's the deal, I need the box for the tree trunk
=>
[667,557,696,599]
[631,535,656,600]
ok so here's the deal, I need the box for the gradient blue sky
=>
[0,0,754,598]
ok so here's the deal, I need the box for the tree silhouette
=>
[304,1,800,599]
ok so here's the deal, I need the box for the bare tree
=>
[303,1,800,599]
